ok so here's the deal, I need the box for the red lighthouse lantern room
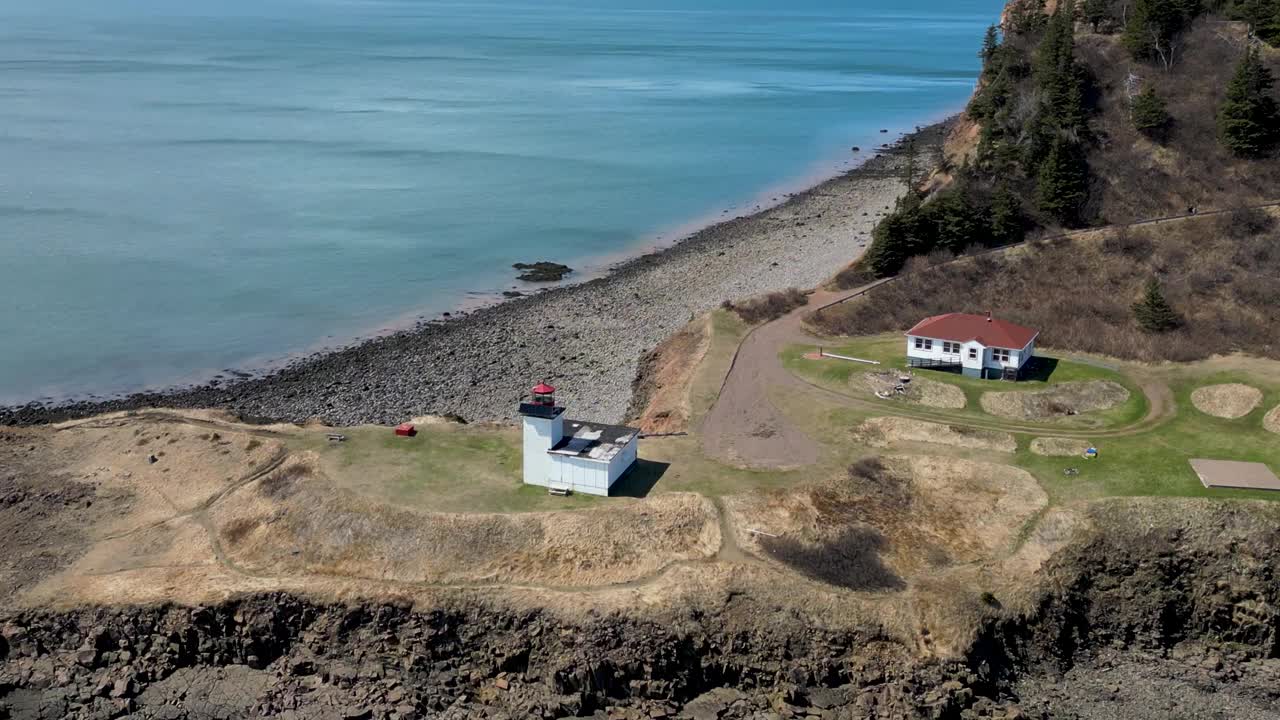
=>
[531,382,556,406]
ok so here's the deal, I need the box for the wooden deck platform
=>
[1189,459,1280,491]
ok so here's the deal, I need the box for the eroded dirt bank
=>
[3,501,1277,720]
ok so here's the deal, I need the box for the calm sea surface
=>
[0,0,999,404]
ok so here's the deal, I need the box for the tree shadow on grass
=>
[610,459,670,498]
[760,526,905,591]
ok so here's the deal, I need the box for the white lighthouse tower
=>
[518,382,640,496]
[519,382,565,488]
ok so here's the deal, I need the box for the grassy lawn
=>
[778,337,1280,506]
[1016,371,1280,504]
[278,310,767,512]
[288,424,605,513]
[688,310,749,425]
[783,333,1147,430]
[282,317,1280,516]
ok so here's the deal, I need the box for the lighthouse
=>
[518,383,639,496]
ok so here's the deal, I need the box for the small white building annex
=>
[519,383,639,496]
[905,312,1038,381]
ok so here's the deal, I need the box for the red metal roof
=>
[905,313,1037,349]
[532,382,556,394]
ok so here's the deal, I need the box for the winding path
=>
[693,198,1280,467]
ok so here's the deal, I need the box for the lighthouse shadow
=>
[609,459,670,498]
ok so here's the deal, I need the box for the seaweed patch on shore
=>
[513,261,573,282]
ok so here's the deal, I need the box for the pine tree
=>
[864,196,925,277]
[1132,277,1182,331]
[988,183,1024,244]
[1083,0,1111,32]
[1218,47,1280,157]
[1240,0,1280,45]
[981,25,1001,68]
[1036,137,1089,225]
[924,191,985,254]
[1131,86,1172,138]
[1036,2,1088,134]
[1123,0,1199,68]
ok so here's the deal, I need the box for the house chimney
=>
[987,310,993,322]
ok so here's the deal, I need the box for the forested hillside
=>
[838,0,1280,284]
[820,0,1280,363]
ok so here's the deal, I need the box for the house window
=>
[914,338,933,351]
[993,348,1011,363]
[942,341,960,354]
[968,348,978,360]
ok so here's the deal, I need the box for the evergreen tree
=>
[1232,0,1280,45]
[1131,86,1172,138]
[1020,111,1055,173]
[981,25,1001,69]
[1218,46,1280,157]
[864,196,925,277]
[988,183,1024,244]
[1036,137,1089,225]
[1007,0,1049,34]
[1036,2,1088,134]
[1123,0,1200,68]
[925,191,985,253]
[1083,0,1111,32]
[1132,277,1182,331]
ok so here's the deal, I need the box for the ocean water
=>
[0,0,999,404]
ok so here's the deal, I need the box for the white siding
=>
[983,342,1034,372]
[521,415,562,489]
[906,335,964,363]
[550,456,610,496]
[524,419,639,497]
[607,436,639,487]
[907,335,975,367]
[961,340,985,372]
[907,333,1036,377]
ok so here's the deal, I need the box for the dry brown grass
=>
[980,381,1129,421]
[212,465,720,587]
[811,209,1280,363]
[721,288,807,325]
[1076,22,1280,224]
[1190,383,1263,419]
[1265,405,1280,435]
[1030,437,1094,457]
[734,455,1046,588]
[627,314,711,434]
[853,417,1016,453]
[860,372,967,409]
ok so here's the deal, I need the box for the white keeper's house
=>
[905,312,1038,381]
[518,383,639,496]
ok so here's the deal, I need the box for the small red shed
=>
[394,423,417,437]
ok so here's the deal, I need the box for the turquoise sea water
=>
[0,0,999,404]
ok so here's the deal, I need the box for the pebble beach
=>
[2,124,944,427]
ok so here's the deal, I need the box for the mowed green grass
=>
[1018,371,1280,504]
[782,333,1148,430]
[782,334,1280,505]
[287,424,603,513]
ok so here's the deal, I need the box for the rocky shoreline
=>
[0,122,948,428]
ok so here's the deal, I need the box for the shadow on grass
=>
[1020,356,1060,382]
[610,459,670,498]
[759,526,904,591]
